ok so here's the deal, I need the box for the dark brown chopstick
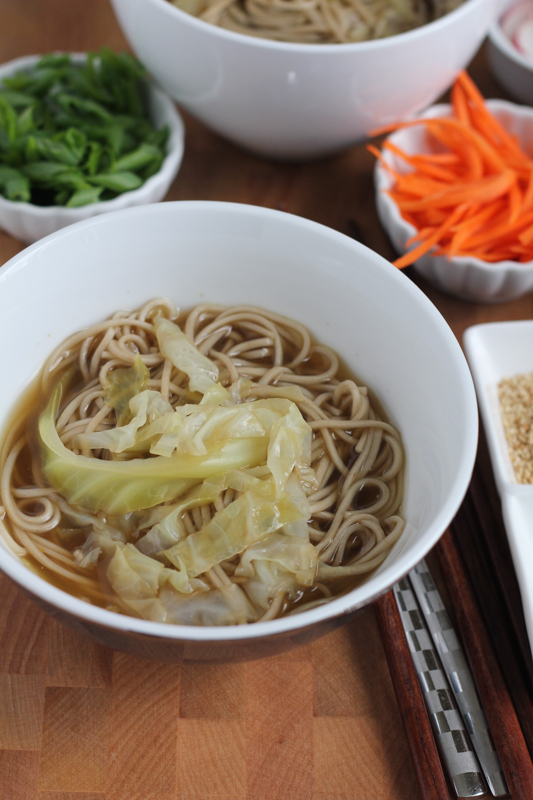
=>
[375,590,452,800]
[435,528,533,800]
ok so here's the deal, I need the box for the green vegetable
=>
[38,371,270,514]
[0,49,168,207]
[164,476,308,577]
[103,354,150,425]
[107,543,209,618]
[155,316,219,395]
[0,165,30,202]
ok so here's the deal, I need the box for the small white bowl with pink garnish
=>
[488,0,533,104]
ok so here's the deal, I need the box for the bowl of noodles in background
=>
[0,201,477,662]
[110,0,497,159]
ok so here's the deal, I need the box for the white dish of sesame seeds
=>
[464,320,533,658]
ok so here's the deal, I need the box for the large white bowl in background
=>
[487,0,533,105]
[375,100,533,303]
[0,201,478,662]
[0,54,185,244]
[111,0,496,159]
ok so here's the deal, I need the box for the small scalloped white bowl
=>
[375,100,533,303]
[0,54,185,244]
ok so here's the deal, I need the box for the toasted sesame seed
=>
[498,373,533,484]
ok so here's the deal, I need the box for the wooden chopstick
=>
[375,590,452,800]
[435,528,533,799]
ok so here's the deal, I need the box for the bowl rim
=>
[0,200,479,642]
[375,98,533,274]
[488,0,533,73]
[0,52,185,219]
[136,0,490,53]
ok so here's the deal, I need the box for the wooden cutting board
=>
[0,571,421,799]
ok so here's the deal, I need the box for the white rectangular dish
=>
[464,321,533,659]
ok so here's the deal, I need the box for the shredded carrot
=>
[369,71,533,268]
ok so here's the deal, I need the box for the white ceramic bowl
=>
[375,100,533,303]
[0,201,478,662]
[110,0,496,159]
[487,0,533,105]
[0,54,185,244]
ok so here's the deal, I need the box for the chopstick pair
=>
[397,561,507,797]
[376,557,508,799]
[378,524,533,800]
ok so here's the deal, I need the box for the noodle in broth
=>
[0,299,405,626]
[170,0,464,44]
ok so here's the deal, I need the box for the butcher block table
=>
[2,2,533,798]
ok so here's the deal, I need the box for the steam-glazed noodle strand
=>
[0,299,405,624]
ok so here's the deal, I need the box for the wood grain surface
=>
[2,2,533,798]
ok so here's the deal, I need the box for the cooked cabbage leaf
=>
[157,582,256,625]
[106,542,254,624]
[103,354,149,425]
[107,542,208,603]
[77,390,174,453]
[237,531,317,586]
[136,468,265,556]
[155,316,218,394]
[267,402,312,497]
[164,476,308,577]
[236,532,318,610]
[38,371,269,514]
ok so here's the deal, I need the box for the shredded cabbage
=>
[157,582,255,625]
[38,372,269,514]
[37,344,323,621]
[164,475,309,576]
[154,316,219,395]
[103,354,149,425]
[107,542,253,624]
[236,532,318,611]
[77,390,174,453]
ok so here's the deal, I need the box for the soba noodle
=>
[0,299,405,626]
[171,0,464,44]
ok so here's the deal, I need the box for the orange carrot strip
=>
[425,118,507,172]
[457,72,525,158]
[508,181,523,225]
[416,123,484,180]
[411,153,460,165]
[459,206,533,250]
[448,202,505,252]
[370,72,533,266]
[406,227,434,246]
[451,81,471,127]
[519,222,533,246]
[522,170,533,211]
[392,204,467,269]
[393,174,456,197]
[383,142,457,183]
[366,144,399,176]
[395,170,516,212]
